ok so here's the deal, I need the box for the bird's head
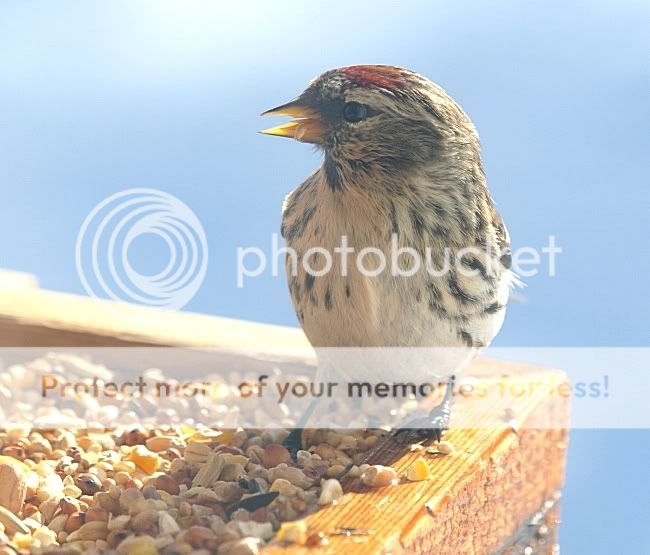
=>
[261,65,481,191]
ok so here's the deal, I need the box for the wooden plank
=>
[0,269,39,291]
[265,360,569,555]
[0,284,311,358]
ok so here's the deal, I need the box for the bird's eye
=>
[343,102,368,123]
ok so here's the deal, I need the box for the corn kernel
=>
[276,520,307,544]
[406,457,431,481]
[12,532,33,549]
[127,445,161,474]
[188,429,233,445]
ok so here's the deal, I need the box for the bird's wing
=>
[491,206,524,290]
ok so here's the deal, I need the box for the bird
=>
[261,65,514,452]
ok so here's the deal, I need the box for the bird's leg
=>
[391,374,455,446]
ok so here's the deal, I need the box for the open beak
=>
[260,99,325,144]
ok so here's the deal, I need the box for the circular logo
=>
[75,188,208,310]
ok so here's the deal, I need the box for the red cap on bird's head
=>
[340,65,408,91]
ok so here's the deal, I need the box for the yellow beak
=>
[260,100,325,144]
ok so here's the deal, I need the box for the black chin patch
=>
[324,156,343,192]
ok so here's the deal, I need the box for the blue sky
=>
[1,1,648,551]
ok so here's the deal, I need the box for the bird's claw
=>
[391,414,448,445]
[391,375,455,446]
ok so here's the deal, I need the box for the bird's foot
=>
[282,428,303,461]
[391,375,455,446]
